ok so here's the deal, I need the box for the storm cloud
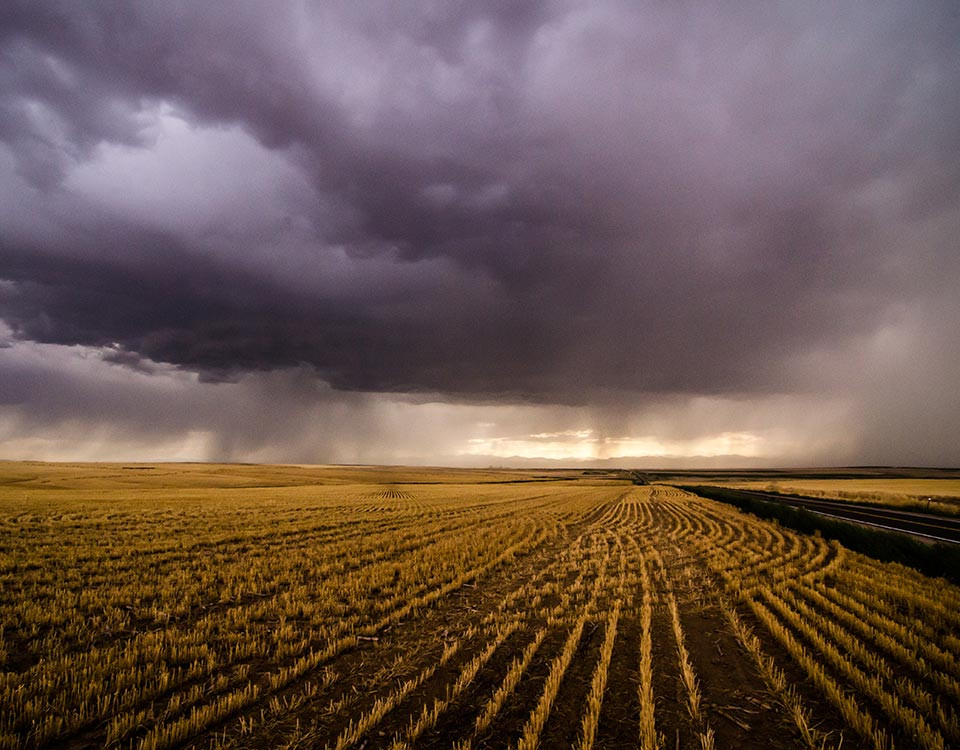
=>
[1,1,958,463]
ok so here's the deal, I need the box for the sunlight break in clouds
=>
[463,430,766,462]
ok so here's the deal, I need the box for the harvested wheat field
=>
[2,463,959,750]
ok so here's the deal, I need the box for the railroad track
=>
[723,489,960,545]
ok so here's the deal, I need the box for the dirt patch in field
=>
[417,628,535,748]
[682,606,792,749]
[471,625,571,749]
[594,612,642,749]
[538,615,606,746]
[649,608,691,750]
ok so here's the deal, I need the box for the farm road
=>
[713,488,960,544]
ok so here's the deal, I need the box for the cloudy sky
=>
[1,1,958,466]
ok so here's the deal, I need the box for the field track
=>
[3,473,960,750]
[698,488,960,544]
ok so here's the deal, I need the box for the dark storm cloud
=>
[1,1,959,405]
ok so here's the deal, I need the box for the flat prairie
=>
[2,462,959,750]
